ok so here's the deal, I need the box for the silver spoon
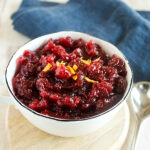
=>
[122,81,150,150]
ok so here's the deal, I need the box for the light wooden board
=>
[8,103,129,150]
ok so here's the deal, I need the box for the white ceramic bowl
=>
[5,31,133,137]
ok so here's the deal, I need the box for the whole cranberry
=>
[21,62,37,76]
[44,39,55,51]
[40,55,54,66]
[29,99,49,111]
[101,66,118,85]
[29,99,40,111]
[23,50,39,63]
[55,65,71,79]
[63,96,80,109]
[69,48,82,59]
[85,40,99,56]
[90,82,113,99]
[17,56,28,65]
[38,99,49,110]
[88,60,103,77]
[55,37,73,48]
[108,54,127,76]
[52,45,70,61]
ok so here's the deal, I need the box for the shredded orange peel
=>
[94,57,100,61]
[67,65,76,75]
[80,57,91,65]
[84,77,98,83]
[56,61,66,67]
[73,64,78,71]
[55,61,78,80]
[72,75,78,80]
[67,65,78,80]
[43,63,52,72]
[55,57,100,83]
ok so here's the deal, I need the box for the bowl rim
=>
[5,31,133,122]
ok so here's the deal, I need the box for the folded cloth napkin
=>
[11,0,150,82]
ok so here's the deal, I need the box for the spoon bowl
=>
[131,81,150,120]
[125,81,150,150]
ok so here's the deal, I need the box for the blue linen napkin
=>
[11,0,150,82]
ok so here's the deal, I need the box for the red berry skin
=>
[36,78,53,91]
[75,71,85,87]
[21,62,37,76]
[108,54,127,76]
[29,99,40,111]
[85,40,99,56]
[115,76,127,94]
[69,48,82,59]
[49,93,61,101]
[52,45,70,61]
[23,50,39,63]
[101,66,118,85]
[90,81,113,99]
[55,65,71,79]
[75,97,81,105]
[44,39,55,51]
[12,37,127,119]
[40,90,49,98]
[56,37,73,48]
[12,73,35,100]
[40,90,62,102]
[88,60,103,77]
[41,109,50,116]
[29,99,49,111]
[39,99,49,109]
[17,56,28,65]
[63,96,81,109]
[99,81,113,93]
[40,55,54,66]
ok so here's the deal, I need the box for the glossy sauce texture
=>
[12,37,127,119]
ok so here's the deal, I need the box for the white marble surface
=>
[0,0,150,149]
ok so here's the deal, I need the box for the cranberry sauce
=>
[12,37,127,119]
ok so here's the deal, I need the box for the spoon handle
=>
[130,120,141,150]
[121,101,141,150]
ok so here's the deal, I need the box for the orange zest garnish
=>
[80,57,91,65]
[94,57,100,61]
[73,64,78,71]
[84,77,98,83]
[56,61,65,67]
[72,75,78,80]
[56,61,59,67]
[67,65,76,75]
[43,63,52,72]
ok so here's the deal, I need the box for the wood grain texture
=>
[8,103,129,150]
